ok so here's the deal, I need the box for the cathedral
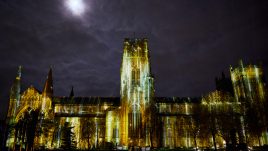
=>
[4,38,268,150]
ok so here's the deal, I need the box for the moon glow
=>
[65,0,85,16]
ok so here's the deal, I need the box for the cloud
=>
[0,0,268,118]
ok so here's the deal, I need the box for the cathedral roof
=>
[52,96,201,105]
[53,96,120,106]
[155,97,201,103]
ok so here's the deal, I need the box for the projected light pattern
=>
[120,38,154,147]
[230,60,268,145]
[105,110,120,144]
[5,66,22,148]
[4,39,267,150]
[230,60,266,103]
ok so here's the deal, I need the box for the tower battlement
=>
[123,38,148,58]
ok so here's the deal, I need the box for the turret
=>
[69,86,74,98]
[215,71,234,95]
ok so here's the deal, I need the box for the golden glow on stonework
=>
[4,40,267,150]
[120,38,154,148]
[230,60,266,103]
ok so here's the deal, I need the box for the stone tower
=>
[120,38,154,148]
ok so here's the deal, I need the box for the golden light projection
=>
[230,60,266,103]
[4,39,267,150]
[7,66,21,119]
[230,60,268,146]
[120,38,154,148]
[105,110,120,143]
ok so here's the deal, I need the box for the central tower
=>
[120,38,154,147]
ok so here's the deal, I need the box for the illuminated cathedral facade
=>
[4,38,268,150]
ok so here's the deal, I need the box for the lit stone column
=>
[105,111,114,142]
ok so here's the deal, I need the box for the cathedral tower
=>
[230,60,266,103]
[120,38,154,148]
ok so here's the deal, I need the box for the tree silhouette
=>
[216,111,238,150]
[82,118,96,149]
[60,122,76,150]
[24,109,39,150]
[147,103,158,148]
[244,103,266,146]
[12,108,39,150]
[201,98,218,150]
[189,105,202,151]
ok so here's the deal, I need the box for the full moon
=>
[65,0,85,16]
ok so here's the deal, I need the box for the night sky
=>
[0,0,268,119]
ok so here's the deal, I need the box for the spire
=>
[17,65,22,79]
[42,67,53,98]
[10,66,22,99]
[69,86,74,97]
[239,59,244,69]
[8,66,22,117]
